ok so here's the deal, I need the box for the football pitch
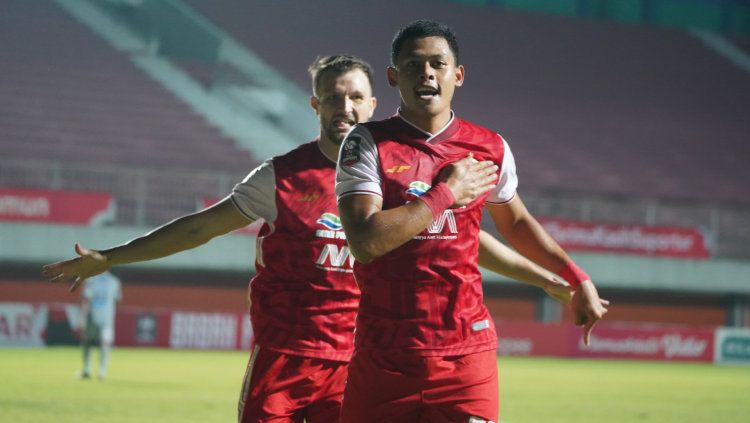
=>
[1,347,748,423]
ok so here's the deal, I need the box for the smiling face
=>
[388,36,464,133]
[311,68,376,149]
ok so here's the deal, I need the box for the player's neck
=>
[399,107,453,135]
[317,135,339,163]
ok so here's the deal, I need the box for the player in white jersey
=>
[79,271,122,380]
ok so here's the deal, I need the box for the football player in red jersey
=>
[43,54,576,423]
[336,20,608,423]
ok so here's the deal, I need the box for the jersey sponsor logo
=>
[316,212,346,240]
[340,136,361,166]
[405,181,459,239]
[316,244,355,272]
[414,209,459,240]
[316,212,343,230]
[385,164,412,174]
[426,209,458,234]
[406,181,431,197]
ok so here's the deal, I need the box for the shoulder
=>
[457,117,500,139]
[456,118,507,158]
[273,139,320,165]
[270,140,326,177]
[360,116,403,140]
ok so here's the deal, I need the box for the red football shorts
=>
[238,345,348,423]
[340,349,499,423]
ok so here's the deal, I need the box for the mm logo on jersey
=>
[406,181,431,197]
[427,209,458,234]
[316,244,354,272]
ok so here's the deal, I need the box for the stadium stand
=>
[0,0,257,225]
[187,0,750,259]
[187,0,750,206]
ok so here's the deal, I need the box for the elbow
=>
[348,243,377,264]
[347,239,384,264]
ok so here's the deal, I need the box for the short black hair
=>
[308,55,374,96]
[391,19,460,65]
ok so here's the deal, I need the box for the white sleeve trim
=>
[486,136,518,204]
[335,125,382,199]
[231,159,277,222]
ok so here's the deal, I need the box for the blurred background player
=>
[78,270,122,380]
[336,20,608,422]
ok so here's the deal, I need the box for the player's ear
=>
[454,64,465,87]
[310,96,319,113]
[386,66,398,87]
[369,97,377,119]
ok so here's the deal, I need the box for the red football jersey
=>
[344,116,506,356]
[248,141,360,361]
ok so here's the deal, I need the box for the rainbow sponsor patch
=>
[406,181,431,197]
[316,212,343,230]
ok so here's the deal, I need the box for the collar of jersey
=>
[315,137,338,164]
[396,109,457,143]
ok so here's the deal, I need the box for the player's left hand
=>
[571,280,609,346]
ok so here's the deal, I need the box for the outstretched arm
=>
[42,198,252,291]
[477,230,572,303]
[486,195,609,345]
[340,156,498,263]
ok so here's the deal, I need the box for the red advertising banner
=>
[114,307,252,350]
[538,217,710,258]
[115,309,173,348]
[200,198,263,236]
[0,303,48,347]
[495,320,570,357]
[571,324,714,362]
[0,188,115,225]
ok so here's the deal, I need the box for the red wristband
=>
[557,260,590,289]
[418,182,455,219]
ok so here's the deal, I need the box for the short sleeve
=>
[231,159,278,222]
[486,137,518,204]
[335,125,382,200]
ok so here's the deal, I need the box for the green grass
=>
[498,357,750,422]
[1,347,749,422]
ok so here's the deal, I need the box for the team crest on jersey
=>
[406,181,431,197]
[316,212,343,230]
[340,136,361,167]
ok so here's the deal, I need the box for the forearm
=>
[498,214,571,274]
[340,195,436,263]
[488,197,593,291]
[478,230,564,289]
[100,217,208,266]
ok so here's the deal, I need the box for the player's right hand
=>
[438,155,498,207]
[41,243,110,292]
[572,280,609,346]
